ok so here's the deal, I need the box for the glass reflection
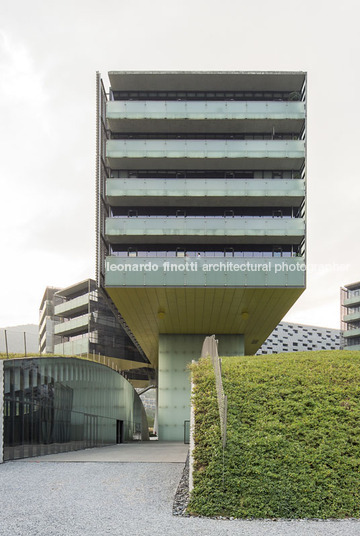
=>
[4,357,148,461]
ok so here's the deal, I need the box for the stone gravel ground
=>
[1,461,359,536]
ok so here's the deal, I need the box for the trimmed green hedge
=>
[189,351,360,519]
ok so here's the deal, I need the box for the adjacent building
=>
[96,71,307,439]
[53,279,146,362]
[7,277,158,462]
[256,321,340,354]
[341,281,360,350]
[39,286,62,354]
[39,279,154,386]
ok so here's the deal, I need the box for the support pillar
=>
[158,334,244,441]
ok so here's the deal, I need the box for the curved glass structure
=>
[3,357,148,461]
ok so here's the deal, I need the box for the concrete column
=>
[153,370,159,436]
[0,360,3,464]
[157,334,244,441]
[189,359,195,492]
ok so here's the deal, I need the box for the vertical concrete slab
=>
[189,360,195,492]
[158,334,244,441]
[158,335,203,441]
[0,360,3,464]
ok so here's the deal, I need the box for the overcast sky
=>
[1,0,359,330]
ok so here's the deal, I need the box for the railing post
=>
[201,335,227,447]
[189,360,196,492]
[4,330,8,358]
[223,394,228,450]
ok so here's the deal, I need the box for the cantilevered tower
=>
[96,71,307,439]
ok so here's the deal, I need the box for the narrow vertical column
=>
[153,370,159,436]
[0,360,3,464]
[189,359,195,492]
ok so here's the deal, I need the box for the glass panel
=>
[3,358,148,461]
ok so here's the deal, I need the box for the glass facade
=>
[3,357,148,461]
[50,281,148,366]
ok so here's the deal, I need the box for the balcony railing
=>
[111,250,299,258]
[54,293,92,317]
[343,327,360,338]
[343,294,360,307]
[106,139,305,170]
[107,139,305,158]
[105,216,305,244]
[106,178,305,207]
[105,255,306,288]
[343,311,360,323]
[107,100,305,120]
[54,338,90,355]
[54,314,89,336]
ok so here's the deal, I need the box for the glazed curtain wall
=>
[3,357,148,461]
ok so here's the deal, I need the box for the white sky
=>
[0,0,359,329]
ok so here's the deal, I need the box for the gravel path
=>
[0,461,359,536]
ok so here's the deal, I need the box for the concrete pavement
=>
[14,441,189,463]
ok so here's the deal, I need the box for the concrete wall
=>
[158,334,244,441]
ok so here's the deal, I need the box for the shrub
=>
[188,351,360,519]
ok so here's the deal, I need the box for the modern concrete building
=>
[341,281,360,350]
[39,279,154,385]
[53,279,144,361]
[39,286,62,354]
[256,321,340,354]
[96,71,307,439]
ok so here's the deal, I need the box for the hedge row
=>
[189,351,360,518]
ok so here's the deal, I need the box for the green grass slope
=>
[189,350,360,519]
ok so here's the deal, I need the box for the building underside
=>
[107,286,304,369]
